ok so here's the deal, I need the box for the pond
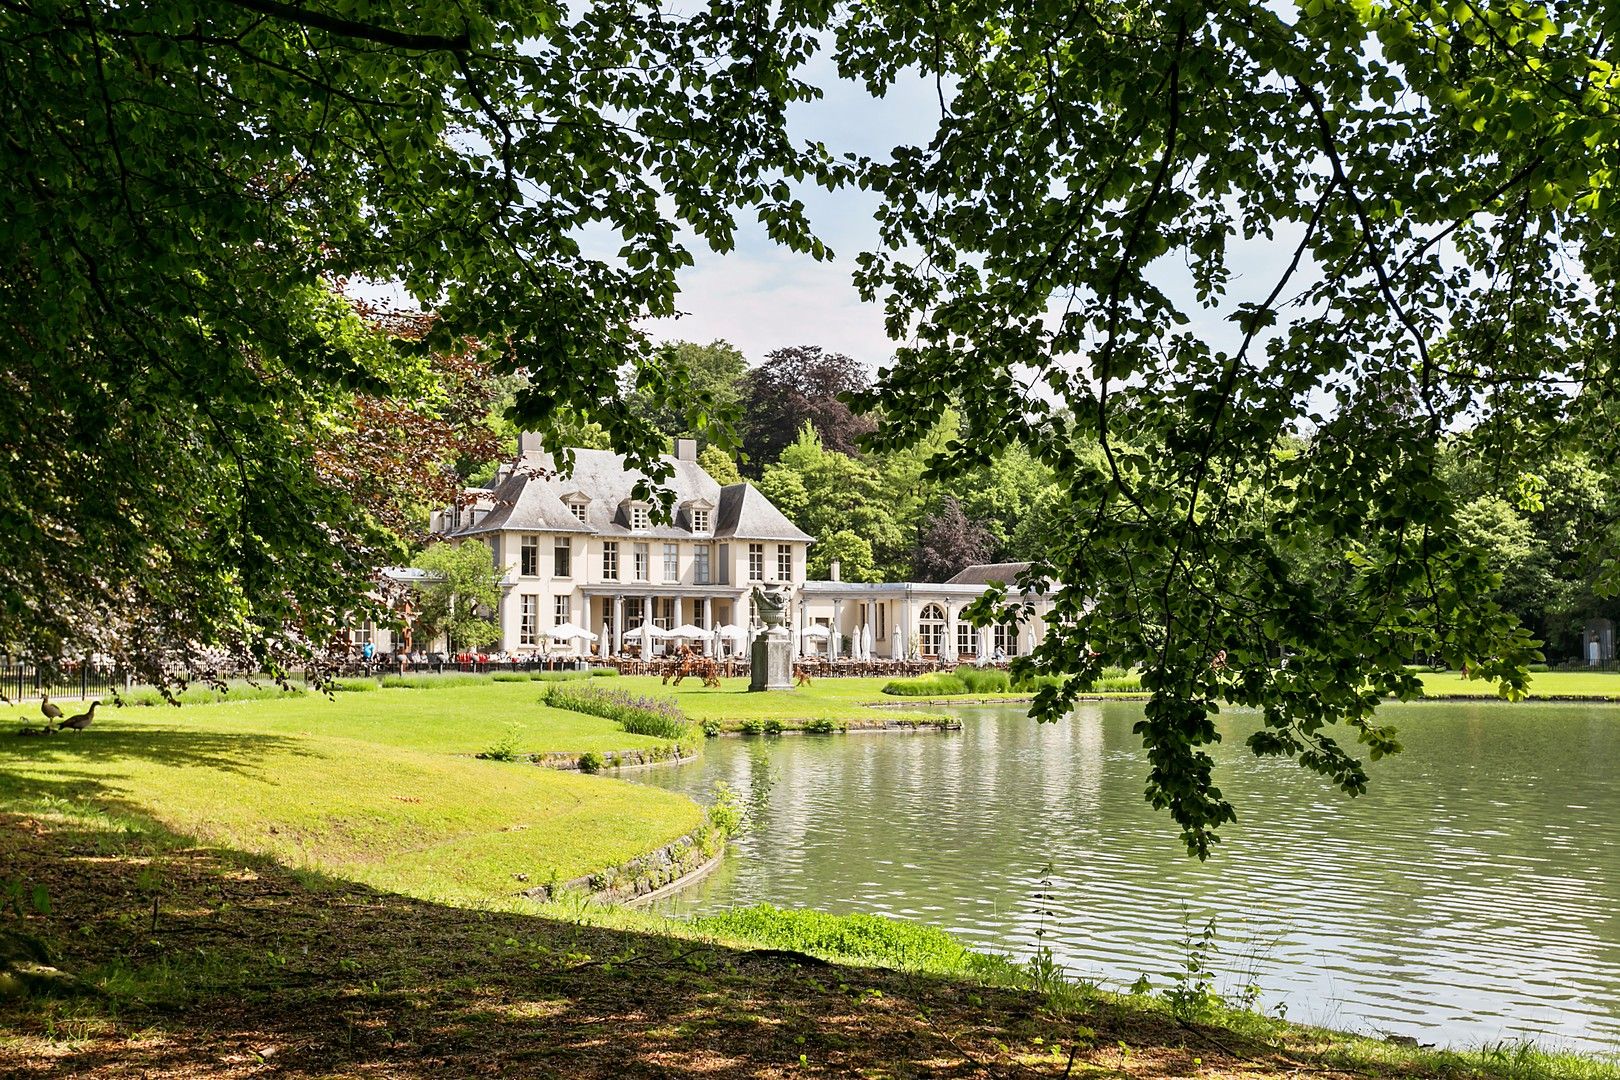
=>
[636,700,1620,1054]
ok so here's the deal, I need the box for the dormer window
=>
[631,505,650,531]
[569,499,588,523]
[691,508,711,533]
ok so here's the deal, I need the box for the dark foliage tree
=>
[741,346,876,469]
[1,0,837,684]
[910,498,996,583]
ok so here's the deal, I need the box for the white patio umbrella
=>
[548,622,598,642]
[861,622,874,660]
[668,623,709,640]
[633,622,665,656]
[716,623,748,657]
[801,624,831,639]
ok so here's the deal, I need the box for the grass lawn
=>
[1417,669,1620,699]
[0,683,705,904]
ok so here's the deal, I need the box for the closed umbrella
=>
[861,622,874,660]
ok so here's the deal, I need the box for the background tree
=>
[410,543,502,651]
[741,346,877,469]
[631,341,749,442]
[909,498,996,582]
[808,530,881,583]
[698,444,744,486]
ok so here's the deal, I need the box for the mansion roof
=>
[944,561,1034,586]
[446,446,812,544]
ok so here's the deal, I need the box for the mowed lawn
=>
[0,683,704,905]
[1417,668,1620,698]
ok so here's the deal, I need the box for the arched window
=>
[918,603,947,658]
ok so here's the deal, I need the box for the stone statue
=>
[749,585,794,691]
[750,585,790,631]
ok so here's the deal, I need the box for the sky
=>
[641,58,943,370]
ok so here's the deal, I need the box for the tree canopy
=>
[6,0,1617,853]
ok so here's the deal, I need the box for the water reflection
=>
[636,701,1620,1052]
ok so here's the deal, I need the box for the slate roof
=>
[448,447,811,543]
[943,561,1034,586]
[715,484,813,543]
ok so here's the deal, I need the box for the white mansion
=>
[411,434,1054,660]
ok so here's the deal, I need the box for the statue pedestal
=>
[749,631,794,691]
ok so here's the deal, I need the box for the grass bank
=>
[3,804,1615,1079]
[0,684,705,903]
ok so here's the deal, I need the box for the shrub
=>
[532,670,590,682]
[1095,675,1143,692]
[701,717,723,737]
[330,678,379,693]
[578,751,604,774]
[491,672,531,682]
[881,675,968,697]
[706,781,746,837]
[953,665,1011,693]
[738,717,765,735]
[1011,672,1068,693]
[380,673,491,689]
[542,682,695,742]
[763,718,784,735]
[802,717,841,734]
[479,723,524,762]
[117,683,306,707]
[589,667,620,678]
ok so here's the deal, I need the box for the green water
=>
[637,700,1620,1053]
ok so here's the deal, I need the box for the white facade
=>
[797,563,1056,662]
[432,437,812,656]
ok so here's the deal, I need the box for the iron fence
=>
[1,665,122,705]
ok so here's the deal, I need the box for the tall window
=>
[602,541,619,580]
[994,623,1020,656]
[691,507,710,532]
[553,538,571,577]
[694,545,711,585]
[554,595,571,625]
[633,542,650,581]
[918,603,946,658]
[520,535,539,577]
[631,504,650,530]
[569,500,588,523]
[748,543,764,581]
[957,621,975,656]
[877,604,886,641]
[656,597,675,629]
[625,598,644,627]
[520,595,538,645]
[777,544,792,581]
[663,543,679,582]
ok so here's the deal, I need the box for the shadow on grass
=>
[0,725,316,785]
[0,792,1290,1080]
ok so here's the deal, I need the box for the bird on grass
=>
[57,701,97,732]
[40,695,63,722]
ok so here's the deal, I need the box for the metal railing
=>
[1,664,122,704]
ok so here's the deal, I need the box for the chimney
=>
[674,437,698,462]
[829,558,841,582]
[518,431,545,459]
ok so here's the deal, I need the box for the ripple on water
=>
[636,701,1620,1053]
